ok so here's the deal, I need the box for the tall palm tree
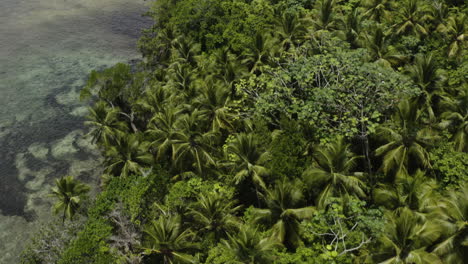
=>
[134,85,171,121]
[374,207,442,264]
[374,170,438,215]
[172,110,217,175]
[302,137,366,208]
[242,32,277,74]
[221,61,247,97]
[406,53,442,119]
[105,134,153,177]
[189,191,242,241]
[438,13,467,58]
[142,209,198,264]
[407,53,440,92]
[209,47,247,97]
[225,133,270,190]
[251,180,315,249]
[275,12,308,52]
[140,24,178,67]
[430,0,449,31]
[195,80,237,132]
[222,225,280,264]
[338,8,365,49]
[439,86,468,152]
[432,185,468,263]
[375,100,436,178]
[312,0,338,34]
[50,176,90,222]
[362,0,393,23]
[167,62,197,100]
[85,101,127,145]
[364,27,406,68]
[172,36,201,67]
[147,106,183,160]
[393,0,432,37]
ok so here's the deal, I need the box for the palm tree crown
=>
[251,180,315,249]
[50,176,90,222]
[142,209,198,264]
[303,137,366,208]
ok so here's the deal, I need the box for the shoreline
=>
[0,0,152,261]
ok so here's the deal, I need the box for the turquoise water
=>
[0,0,150,262]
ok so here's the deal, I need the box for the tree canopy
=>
[21,0,468,263]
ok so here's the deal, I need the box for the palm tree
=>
[430,0,449,31]
[362,0,393,23]
[172,36,201,67]
[432,185,468,263]
[50,176,90,222]
[140,24,178,67]
[85,101,127,145]
[141,209,198,264]
[338,8,365,49]
[438,13,467,58]
[222,225,280,264]
[225,133,270,190]
[275,12,308,52]
[407,54,440,91]
[312,0,338,34]
[189,191,242,241]
[209,47,247,97]
[251,180,315,249]
[195,80,237,132]
[406,53,442,119]
[393,0,432,37]
[374,207,442,263]
[364,27,406,68]
[439,88,468,152]
[375,100,436,178]
[373,170,438,216]
[147,106,183,160]
[105,134,153,177]
[134,85,171,121]
[242,32,277,74]
[171,110,217,175]
[167,62,197,100]
[302,137,366,208]
[220,61,247,97]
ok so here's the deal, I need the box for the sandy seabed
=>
[0,0,151,262]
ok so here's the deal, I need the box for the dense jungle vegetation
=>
[20,0,467,263]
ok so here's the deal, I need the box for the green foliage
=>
[267,120,307,179]
[301,197,383,262]
[142,208,199,264]
[58,173,166,263]
[220,224,281,264]
[430,139,468,188]
[251,179,315,249]
[373,207,443,263]
[19,219,84,264]
[204,242,237,264]
[238,46,418,140]
[303,137,366,208]
[48,0,468,263]
[273,246,319,264]
[165,178,234,213]
[50,176,90,222]
[80,63,132,102]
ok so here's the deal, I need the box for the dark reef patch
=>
[0,85,86,218]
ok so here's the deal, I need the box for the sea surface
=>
[0,0,151,262]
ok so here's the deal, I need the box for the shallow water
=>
[0,0,151,262]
